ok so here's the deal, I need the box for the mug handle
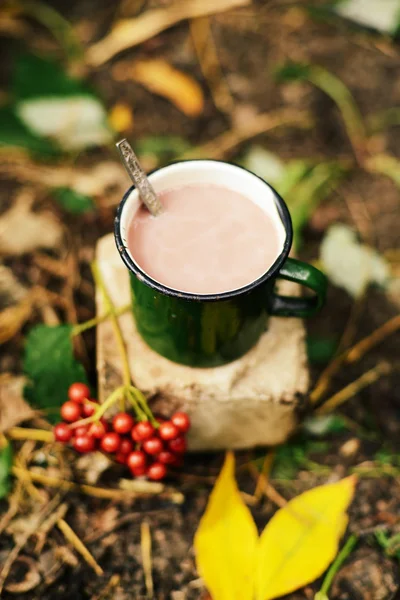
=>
[269,258,327,318]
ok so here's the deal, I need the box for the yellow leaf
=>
[130,59,204,117]
[194,452,258,600]
[255,476,356,600]
[108,103,134,132]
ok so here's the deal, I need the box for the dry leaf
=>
[108,103,134,132]
[0,294,34,344]
[86,0,250,66]
[194,456,356,600]
[0,374,35,433]
[0,192,63,256]
[194,452,258,600]
[130,59,204,117]
[0,265,27,308]
[4,556,41,594]
[256,476,356,600]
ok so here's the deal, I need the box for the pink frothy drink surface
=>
[127,184,282,295]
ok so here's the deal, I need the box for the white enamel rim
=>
[114,159,293,301]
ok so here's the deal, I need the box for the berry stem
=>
[70,385,125,428]
[7,427,54,443]
[129,387,157,425]
[126,389,148,420]
[71,304,130,337]
[92,261,131,410]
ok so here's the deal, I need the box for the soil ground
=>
[1,1,400,598]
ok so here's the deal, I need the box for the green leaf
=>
[278,161,346,249]
[13,52,86,101]
[136,135,191,160]
[0,441,13,499]
[53,187,94,214]
[271,438,330,480]
[274,62,311,83]
[0,105,58,156]
[307,335,338,364]
[23,325,88,423]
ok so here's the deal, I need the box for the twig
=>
[0,494,62,594]
[190,16,234,114]
[13,0,83,60]
[315,534,358,600]
[310,294,365,405]
[7,427,54,443]
[346,314,400,364]
[254,450,275,502]
[247,463,287,508]
[57,518,104,576]
[35,503,68,553]
[141,521,154,598]
[180,109,312,160]
[92,262,131,410]
[0,482,23,537]
[92,575,120,600]
[71,304,130,337]
[316,361,392,416]
[86,0,251,66]
[12,466,136,500]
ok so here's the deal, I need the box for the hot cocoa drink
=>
[127,183,282,295]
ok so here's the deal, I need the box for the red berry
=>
[89,421,108,439]
[148,462,167,481]
[158,450,177,465]
[61,401,82,422]
[158,421,180,441]
[113,412,135,434]
[115,452,128,464]
[74,425,89,437]
[73,434,95,453]
[126,450,147,471]
[131,421,154,442]
[142,436,163,455]
[119,438,134,455]
[68,382,91,404]
[54,423,72,443]
[131,465,148,477]
[100,432,121,453]
[168,436,186,454]
[82,399,98,417]
[171,412,191,433]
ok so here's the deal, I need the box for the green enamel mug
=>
[114,160,327,367]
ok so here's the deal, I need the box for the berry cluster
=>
[53,382,190,481]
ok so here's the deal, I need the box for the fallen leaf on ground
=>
[256,476,356,599]
[0,293,35,344]
[4,556,41,594]
[108,103,134,132]
[0,374,35,433]
[86,0,251,66]
[320,224,390,297]
[242,146,285,185]
[0,265,28,309]
[334,0,400,35]
[76,452,112,485]
[194,452,258,600]
[0,192,63,256]
[194,453,356,600]
[128,59,203,117]
[17,96,112,151]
